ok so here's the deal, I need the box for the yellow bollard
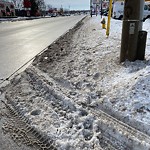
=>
[106,0,113,36]
[101,18,106,29]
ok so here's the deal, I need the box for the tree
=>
[30,0,38,16]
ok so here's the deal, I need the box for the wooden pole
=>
[101,0,103,18]
[90,0,92,17]
[120,0,144,62]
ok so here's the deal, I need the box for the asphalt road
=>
[0,16,84,80]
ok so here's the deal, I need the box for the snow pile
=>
[0,16,150,149]
[98,18,150,124]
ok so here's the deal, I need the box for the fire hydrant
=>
[101,18,106,29]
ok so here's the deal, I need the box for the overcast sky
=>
[45,0,90,10]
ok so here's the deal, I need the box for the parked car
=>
[102,9,109,16]
[49,12,57,17]
[112,1,150,20]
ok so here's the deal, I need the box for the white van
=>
[144,1,150,18]
[112,1,124,19]
[112,1,150,20]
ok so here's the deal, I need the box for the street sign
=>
[129,23,135,34]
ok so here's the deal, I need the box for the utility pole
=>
[120,0,144,62]
[100,0,102,18]
[69,5,70,15]
[96,4,98,16]
[90,0,92,17]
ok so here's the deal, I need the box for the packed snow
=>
[0,16,150,149]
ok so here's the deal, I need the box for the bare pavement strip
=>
[0,16,150,150]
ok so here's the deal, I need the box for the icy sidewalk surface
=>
[0,16,150,149]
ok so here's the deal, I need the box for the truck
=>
[112,0,150,20]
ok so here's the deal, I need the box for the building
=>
[0,0,15,17]
[7,0,46,17]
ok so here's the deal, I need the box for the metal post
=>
[101,0,103,18]
[90,0,92,17]
[120,0,144,62]
[106,0,113,36]
[96,4,97,16]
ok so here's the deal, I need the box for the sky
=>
[45,0,90,10]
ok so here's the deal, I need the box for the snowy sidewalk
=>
[0,16,150,150]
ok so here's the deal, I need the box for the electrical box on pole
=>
[120,0,145,62]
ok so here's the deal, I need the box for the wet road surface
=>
[0,16,84,80]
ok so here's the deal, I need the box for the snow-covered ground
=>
[0,16,150,149]
[99,17,150,129]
